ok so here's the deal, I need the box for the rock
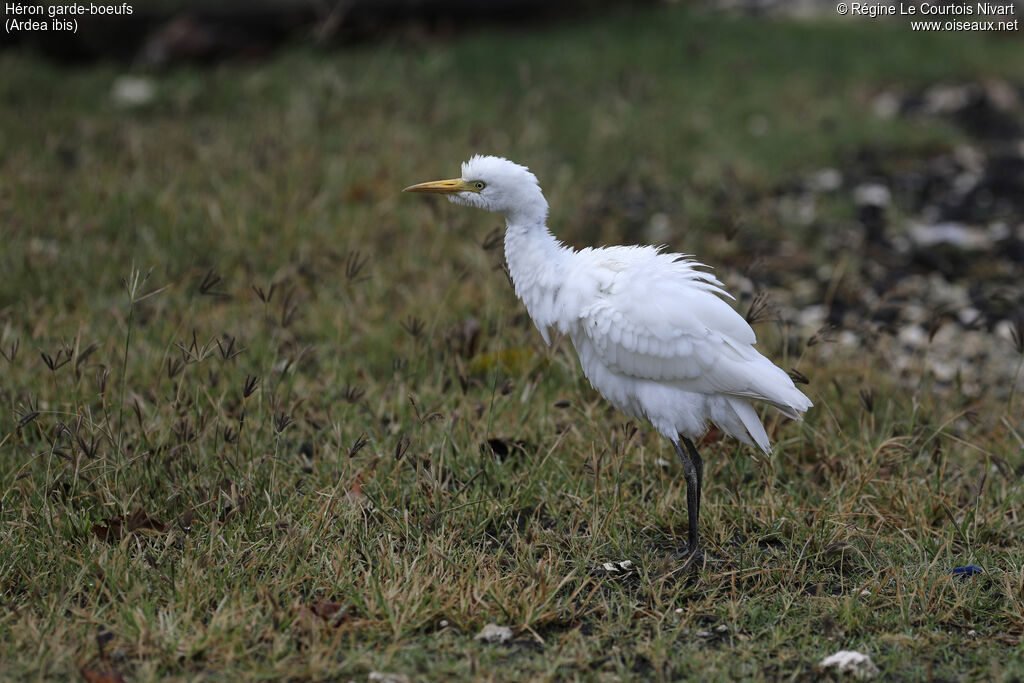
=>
[952,170,981,196]
[369,673,410,683]
[475,623,513,644]
[928,359,957,382]
[953,145,985,174]
[897,324,927,349]
[807,168,843,192]
[820,650,880,679]
[957,307,981,326]
[837,331,860,348]
[907,222,992,250]
[797,304,827,330]
[925,275,970,308]
[872,91,902,119]
[983,80,1018,112]
[923,84,974,115]
[111,75,155,107]
[995,319,1023,348]
[853,183,891,208]
[778,194,817,225]
[987,221,1011,241]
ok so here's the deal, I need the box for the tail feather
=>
[763,392,811,421]
[728,397,772,456]
[759,361,813,416]
[720,354,813,422]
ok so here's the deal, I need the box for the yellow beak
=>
[403,178,470,194]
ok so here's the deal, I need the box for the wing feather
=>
[576,247,810,413]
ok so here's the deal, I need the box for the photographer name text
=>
[836,2,1017,30]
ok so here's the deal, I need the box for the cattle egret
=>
[404,155,812,568]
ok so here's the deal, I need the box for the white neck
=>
[503,217,572,343]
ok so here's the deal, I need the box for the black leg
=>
[682,436,703,514]
[672,438,704,568]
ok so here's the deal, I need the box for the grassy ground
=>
[2,5,1024,680]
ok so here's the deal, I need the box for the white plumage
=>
[405,155,812,567]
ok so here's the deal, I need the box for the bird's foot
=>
[678,547,704,571]
[669,546,718,571]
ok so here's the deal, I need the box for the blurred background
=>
[3,0,1022,398]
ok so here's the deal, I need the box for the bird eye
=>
[474,181,486,191]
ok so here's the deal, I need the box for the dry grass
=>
[1,6,1023,680]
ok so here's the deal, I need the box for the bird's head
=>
[404,155,548,224]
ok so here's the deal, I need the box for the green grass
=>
[2,5,1024,680]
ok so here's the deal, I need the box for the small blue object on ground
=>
[951,565,983,578]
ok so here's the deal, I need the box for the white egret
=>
[404,155,812,567]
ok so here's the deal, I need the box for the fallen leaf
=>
[293,601,353,631]
[344,474,372,510]
[90,519,123,543]
[124,508,168,533]
[698,426,723,446]
[311,601,351,626]
[292,605,317,631]
[91,508,168,543]
[80,666,126,683]
[481,438,532,460]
